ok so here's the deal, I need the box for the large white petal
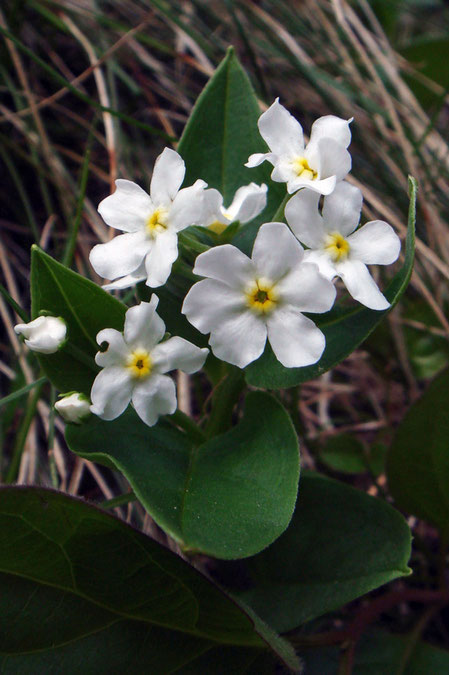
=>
[132,374,177,427]
[182,279,245,333]
[258,99,304,156]
[95,329,128,368]
[312,138,351,182]
[152,336,208,374]
[169,180,206,232]
[150,148,185,206]
[252,222,304,281]
[245,152,277,168]
[102,264,146,291]
[124,296,166,349]
[193,244,254,289]
[89,230,150,281]
[277,262,336,312]
[144,229,179,288]
[337,259,390,310]
[347,220,401,265]
[284,189,325,248]
[267,307,325,368]
[322,182,363,236]
[303,250,337,280]
[309,115,352,149]
[209,310,267,368]
[226,183,267,223]
[90,366,133,420]
[287,174,337,196]
[200,188,225,227]
[98,179,152,232]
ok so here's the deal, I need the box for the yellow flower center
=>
[246,279,278,315]
[208,220,228,235]
[146,207,169,237]
[126,349,152,379]
[291,156,318,181]
[325,232,350,262]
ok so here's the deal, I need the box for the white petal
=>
[102,267,147,291]
[193,245,254,290]
[182,279,245,333]
[90,366,133,421]
[15,316,67,354]
[132,374,177,427]
[144,229,179,288]
[226,183,268,223]
[287,174,337,196]
[95,328,128,368]
[150,148,185,206]
[267,307,325,368]
[309,115,352,149]
[98,179,152,232]
[251,222,304,281]
[303,250,337,280]
[169,181,206,232]
[277,263,336,312]
[284,190,325,248]
[257,99,304,156]
[200,188,225,227]
[322,182,363,236]
[55,393,90,424]
[124,296,165,349]
[152,337,208,374]
[347,220,401,265]
[245,152,277,168]
[337,259,390,310]
[89,230,150,281]
[209,311,267,368]
[311,138,351,182]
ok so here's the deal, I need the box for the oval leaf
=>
[66,391,299,560]
[245,177,417,389]
[0,486,299,672]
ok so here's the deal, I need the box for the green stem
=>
[204,367,245,438]
[100,492,137,510]
[168,409,206,444]
[0,376,47,408]
[0,283,28,321]
[5,381,45,483]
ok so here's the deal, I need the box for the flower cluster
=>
[17,99,401,428]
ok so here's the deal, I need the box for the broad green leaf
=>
[30,246,126,395]
[178,47,285,233]
[245,177,417,389]
[301,630,449,674]
[319,434,386,476]
[0,487,299,673]
[387,367,449,537]
[66,391,299,560]
[218,473,411,633]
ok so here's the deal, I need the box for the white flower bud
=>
[14,316,67,354]
[55,393,90,424]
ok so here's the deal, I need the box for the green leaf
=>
[66,391,299,560]
[178,48,285,236]
[387,367,449,537]
[319,434,386,476]
[0,486,300,672]
[245,176,417,389]
[219,473,411,633]
[31,246,126,395]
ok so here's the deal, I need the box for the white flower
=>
[90,148,206,289]
[246,98,352,195]
[182,222,336,369]
[202,183,267,234]
[14,316,67,354]
[90,296,208,427]
[55,392,91,423]
[284,182,401,310]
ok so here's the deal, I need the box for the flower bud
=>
[14,316,67,354]
[55,392,90,424]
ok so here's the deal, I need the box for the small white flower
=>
[182,222,336,369]
[90,296,208,427]
[246,98,352,195]
[202,183,267,234]
[285,182,401,310]
[14,316,67,354]
[90,148,207,290]
[55,392,91,424]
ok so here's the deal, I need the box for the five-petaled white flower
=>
[14,315,67,354]
[182,222,336,369]
[285,182,401,310]
[202,183,267,234]
[90,148,206,290]
[246,99,352,195]
[90,296,208,427]
[55,392,91,424]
